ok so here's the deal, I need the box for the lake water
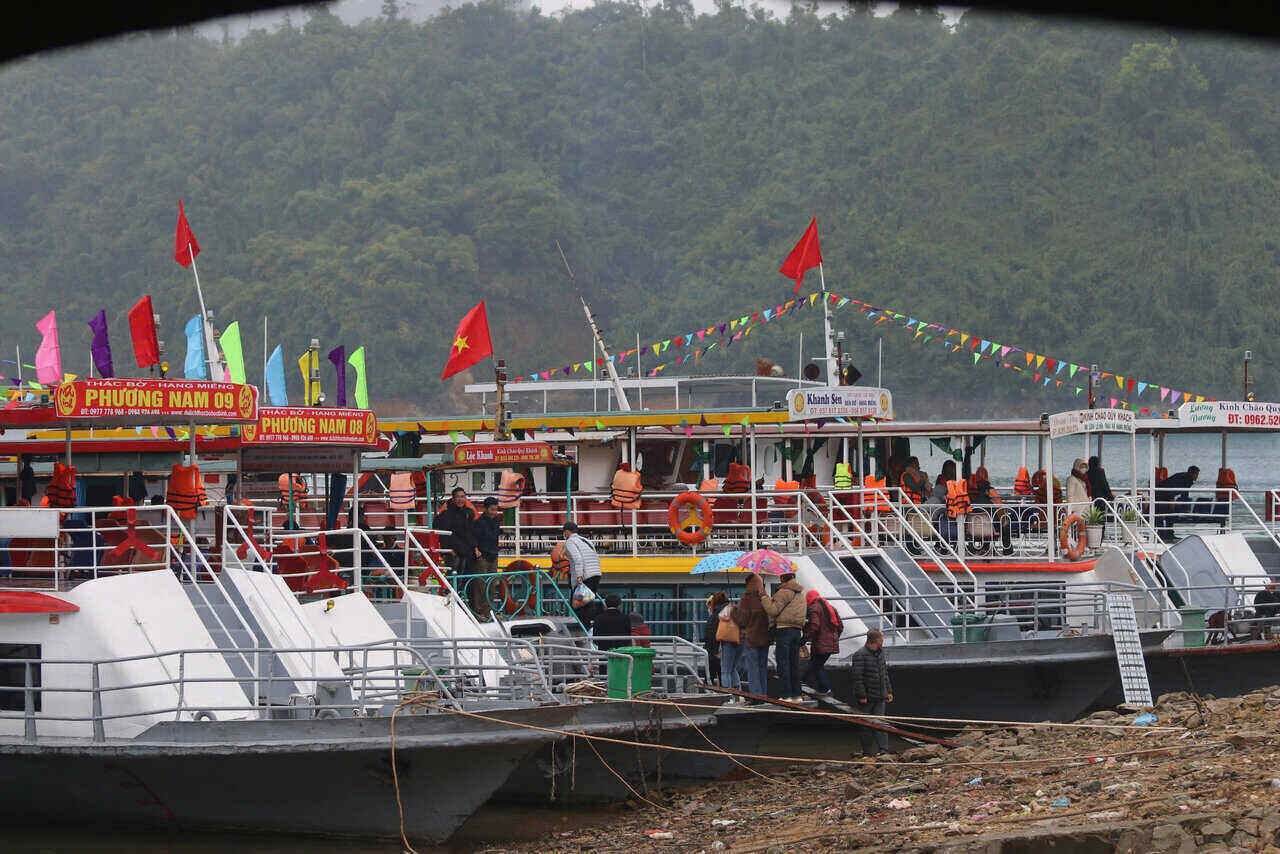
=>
[919,431,1280,494]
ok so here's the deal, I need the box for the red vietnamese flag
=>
[174,199,200,267]
[778,217,823,293]
[127,295,161,368]
[441,302,494,380]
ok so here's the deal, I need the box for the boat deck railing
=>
[0,632,694,744]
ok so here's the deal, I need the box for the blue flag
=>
[183,316,207,379]
[265,345,287,405]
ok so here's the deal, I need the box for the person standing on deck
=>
[562,521,603,624]
[803,590,843,696]
[438,487,480,604]
[468,497,503,619]
[732,574,771,702]
[590,593,631,650]
[850,629,894,756]
[763,570,807,702]
[1065,459,1091,513]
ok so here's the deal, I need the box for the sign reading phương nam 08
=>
[1048,408,1135,439]
[1179,400,1280,430]
[786,387,893,421]
[241,407,380,446]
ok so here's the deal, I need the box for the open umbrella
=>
[691,550,746,575]
[736,548,795,576]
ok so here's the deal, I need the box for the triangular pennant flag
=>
[973,352,981,364]
[999,346,1011,358]
[1136,382,1148,396]
[1054,360,1065,375]
[1025,352,1035,366]
[1075,387,1082,395]
[1109,398,1118,408]
[959,333,970,345]
[721,424,731,437]
[1171,391,1182,404]
[1035,355,1046,369]
[1160,387,1169,401]
[1115,375,1124,389]
[1069,364,1079,378]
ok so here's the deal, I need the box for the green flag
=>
[219,321,246,384]
[348,346,369,409]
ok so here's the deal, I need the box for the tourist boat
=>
[0,378,743,839]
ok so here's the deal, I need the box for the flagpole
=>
[188,245,219,380]
[818,261,838,386]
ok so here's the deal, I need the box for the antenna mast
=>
[557,241,632,411]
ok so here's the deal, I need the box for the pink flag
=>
[34,311,61,385]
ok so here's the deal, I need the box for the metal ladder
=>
[1105,593,1153,707]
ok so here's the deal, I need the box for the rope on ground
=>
[667,698,792,788]
[420,701,1220,770]
[627,690,1185,732]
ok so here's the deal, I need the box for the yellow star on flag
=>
[453,334,469,353]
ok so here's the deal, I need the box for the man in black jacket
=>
[1253,583,1280,640]
[1155,466,1199,541]
[590,593,632,651]
[850,629,894,756]
[437,487,479,602]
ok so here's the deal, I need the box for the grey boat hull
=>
[0,706,574,843]
[816,631,1174,724]
[495,696,754,803]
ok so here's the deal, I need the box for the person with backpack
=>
[803,590,843,696]
[703,592,728,684]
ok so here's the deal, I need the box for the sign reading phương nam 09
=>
[786,387,893,421]
[54,378,258,422]
[1048,408,1135,439]
[241,407,380,446]
[1178,400,1280,430]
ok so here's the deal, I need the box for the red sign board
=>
[241,407,380,447]
[452,442,553,466]
[54,378,258,423]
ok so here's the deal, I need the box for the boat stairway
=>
[1245,536,1280,580]
[807,549,885,626]
[372,603,543,696]
[183,586,341,708]
[870,547,957,640]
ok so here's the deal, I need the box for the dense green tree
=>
[0,3,1276,417]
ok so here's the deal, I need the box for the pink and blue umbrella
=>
[735,549,795,576]
[691,551,746,575]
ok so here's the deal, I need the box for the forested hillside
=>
[1,2,1277,416]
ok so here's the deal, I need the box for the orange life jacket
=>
[609,464,642,509]
[862,475,891,512]
[1014,466,1034,496]
[945,479,971,518]
[723,463,751,494]
[1154,466,1169,485]
[46,461,77,508]
[497,469,526,508]
[699,477,720,493]
[1216,468,1237,502]
[277,474,307,502]
[167,463,206,519]
[1031,470,1063,505]
[900,471,927,504]
[388,471,416,510]
[773,478,799,517]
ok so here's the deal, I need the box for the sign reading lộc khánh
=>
[786,387,893,421]
[1178,400,1280,430]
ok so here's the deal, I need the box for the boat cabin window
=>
[0,644,40,712]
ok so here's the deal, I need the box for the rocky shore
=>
[477,688,1280,853]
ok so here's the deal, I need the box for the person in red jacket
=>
[803,590,843,696]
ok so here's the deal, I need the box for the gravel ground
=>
[476,687,1280,853]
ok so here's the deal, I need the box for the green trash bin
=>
[1179,607,1207,648]
[607,646,656,698]
[950,613,990,643]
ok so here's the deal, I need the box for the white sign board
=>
[1178,400,1280,430]
[0,508,61,539]
[1048,408,1135,439]
[787,387,893,421]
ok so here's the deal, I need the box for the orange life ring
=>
[488,571,530,617]
[1059,513,1087,560]
[668,491,714,546]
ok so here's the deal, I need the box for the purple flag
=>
[327,345,346,407]
[87,310,114,378]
